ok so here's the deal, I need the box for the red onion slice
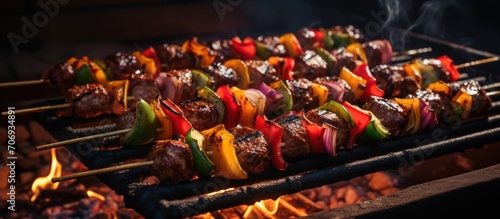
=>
[244,88,267,115]
[323,124,338,156]
[320,80,345,103]
[418,99,438,132]
[372,40,393,65]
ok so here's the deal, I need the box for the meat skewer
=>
[0,24,427,89]
[50,78,495,184]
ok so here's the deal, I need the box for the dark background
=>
[0,0,499,82]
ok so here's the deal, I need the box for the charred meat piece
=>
[201,62,239,88]
[370,64,421,98]
[362,96,408,137]
[169,69,199,103]
[104,52,141,80]
[332,48,358,76]
[244,60,280,88]
[362,40,392,68]
[274,112,309,160]
[149,139,195,184]
[330,25,365,45]
[295,27,318,50]
[41,62,75,90]
[286,78,318,112]
[156,44,196,72]
[125,74,161,107]
[115,109,135,130]
[255,35,287,57]
[204,39,235,63]
[410,89,447,121]
[66,84,114,118]
[180,99,219,131]
[306,109,349,146]
[449,80,492,117]
[294,50,328,81]
[229,126,271,174]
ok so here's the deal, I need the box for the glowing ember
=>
[30,148,63,202]
[87,190,106,201]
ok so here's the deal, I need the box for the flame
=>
[243,198,281,218]
[87,190,106,201]
[30,148,63,202]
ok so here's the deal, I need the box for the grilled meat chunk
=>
[115,109,136,130]
[449,79,492,118]
[156,44,196,72]
[305,109,349,146]
[410,89,447,121]
[294,50,329,81]
[169,69,199,103]
[229,126,271,174]
[274,112,309,160]
[180,99,219,131]
[201,62,239,88]
[204,39,235,63]
[255,35,287,57]
[332,48,358,76]
[125,74,161,107]
[371,64,421,98]
[244,60,280,88]
[149,139,195,184]
[41,62,75,90]
[65,84,114,118]
[286,78,318,112]
[104,52,141,80]
[295,27,318,50]
[362,96,407,137]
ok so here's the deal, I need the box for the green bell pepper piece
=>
[121,99,158,147]
[185,128,215,177]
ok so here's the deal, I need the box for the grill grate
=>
[30,31,500,219]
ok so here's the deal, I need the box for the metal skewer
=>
[0,79,45,87]
[51,160,153,183]
[36,128,131,151]
[392,47,433,57]
[455,56,500,69]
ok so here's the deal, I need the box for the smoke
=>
[377,0,471,50]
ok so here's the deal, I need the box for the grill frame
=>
[29,31,500,219]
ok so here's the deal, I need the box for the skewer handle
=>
[1,103,71,116]
[0,79,45,87]
[36,128,131,151]
[52,160,153,183]
[392,47,433,56]
[456,56,499,69]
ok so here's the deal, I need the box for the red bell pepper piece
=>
[267,56,295,81]
[311,28,325,48]
[302,115,325,154]
[436,55,460,82]
[159,98,192,137]
[143,46,161,76]
[353,63,385,102]
[232,36,256,60]
[216,85,242,129]
[254,114,287,170]
[341,101,370,148]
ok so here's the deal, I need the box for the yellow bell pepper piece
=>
[394,98,421,135]
[201,124,248,180]
[345,43,368,64]
[230,86,257,127]
[339,67,366,101]
[452,89,473,119]
[311,82,329,106]
[223,59,250,89]
[133,51,158,78]
[403,63,422,86]
[150,96,173,140]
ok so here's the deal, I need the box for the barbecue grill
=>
[2,0,500,218]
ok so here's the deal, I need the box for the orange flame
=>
[243,198,281,218]
[30,148,63,202]
[87,190,106,201]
